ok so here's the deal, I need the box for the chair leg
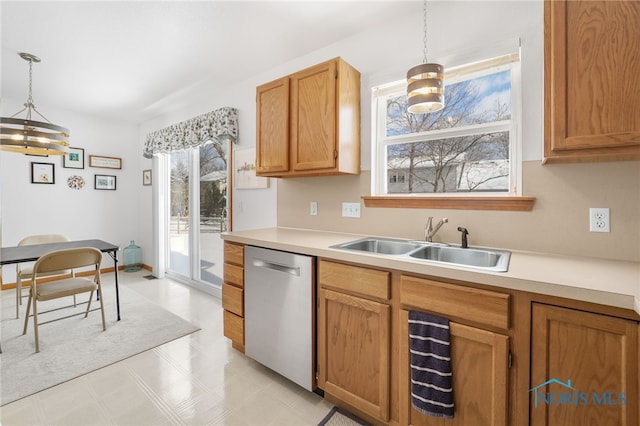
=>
[22,291,33,335]
[15,277,22,319]
[33,298,40,353]
[85,291,94,318]
[98,288,107,331]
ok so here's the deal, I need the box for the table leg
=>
[106,250,121,321]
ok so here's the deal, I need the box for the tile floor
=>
[0,270,333,425]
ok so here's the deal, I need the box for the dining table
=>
[1,239,121,320]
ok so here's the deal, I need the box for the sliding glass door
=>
[167,140,229,291]
[169,150,191,277]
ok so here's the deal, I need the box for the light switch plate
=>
[342,202,361,218]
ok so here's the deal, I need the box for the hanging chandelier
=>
[406,0,445,114]
[0,52,70,155]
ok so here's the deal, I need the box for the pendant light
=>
[406,0,445,114]
[0,52,70,155]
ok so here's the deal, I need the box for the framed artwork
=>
[63,147,85,169]
[31,162,55,184]
[89,155,122,169]
[94,174,116,190]
[234,147,269,189]
[143,169,152,186]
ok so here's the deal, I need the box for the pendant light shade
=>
[407,63,444,114]
[0,53,70,155]
[407,0,444,114]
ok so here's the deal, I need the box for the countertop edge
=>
[222,227,640,316]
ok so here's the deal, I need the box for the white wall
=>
[0,99,140,282]
[138,0,542,235]
[1,1,545,276]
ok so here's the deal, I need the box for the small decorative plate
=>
[67,175,85,190]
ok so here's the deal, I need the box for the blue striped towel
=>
[408,311,454,419]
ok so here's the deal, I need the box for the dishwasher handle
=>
[251,258,301,276]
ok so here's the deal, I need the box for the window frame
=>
[367,45,533,210]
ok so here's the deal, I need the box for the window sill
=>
[362,196,536,211]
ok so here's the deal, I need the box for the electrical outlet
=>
[310,201,318,216]
[341,202,361,218]
[589,208,610,232]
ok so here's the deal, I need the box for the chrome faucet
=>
[425,217,448,242]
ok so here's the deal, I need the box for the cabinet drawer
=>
[400,275,510,330]
[319,260,390,301]
[224,242,244,266]
[223,310,244,345]
[222,283,244,316]
[223,263,244,288]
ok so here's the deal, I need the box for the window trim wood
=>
[362,195,535,211]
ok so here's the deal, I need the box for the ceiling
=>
[1,1,415,124]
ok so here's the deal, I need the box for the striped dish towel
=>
[408,311,454,419]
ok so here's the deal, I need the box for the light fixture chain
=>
[422,0,428,64]
[27,58,34,105]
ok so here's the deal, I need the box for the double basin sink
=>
[331,237,511,272]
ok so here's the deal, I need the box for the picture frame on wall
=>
[63,147,85,169]
[89,155,122,169]
[233,147,269,189]
[94,174,116,190]
[143,169,152,186]
[31,162,55,184]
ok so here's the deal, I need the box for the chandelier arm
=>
[8,106,28,119]
[30,105,55,125]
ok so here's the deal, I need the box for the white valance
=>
[143,107,238,158]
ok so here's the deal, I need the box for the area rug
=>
[318,407,370,426]
[0,282,200,406]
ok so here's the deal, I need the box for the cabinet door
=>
[399,310,509,426]
[531,304,638,426]
[256,76,290,174]
[290,60,337,172]
[318,288,390,421]
[544,0,640,162]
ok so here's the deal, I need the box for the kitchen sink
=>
[332,237,511,272]
[334,237,423,255]
[408,245,510,271]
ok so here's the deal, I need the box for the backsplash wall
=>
[277,160,640,262]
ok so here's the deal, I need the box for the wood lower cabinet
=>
[399,275,510,426]
[530,303,639,426]
[222,242,244,352]
[544,0,640,163]
[399,311,509,426]
[317,260,391,422]
[256,57,361,177]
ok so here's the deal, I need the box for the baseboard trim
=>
[1,264,153,291]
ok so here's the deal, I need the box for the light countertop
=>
[222,227,640,316]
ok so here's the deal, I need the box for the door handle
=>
[252,259,301,276]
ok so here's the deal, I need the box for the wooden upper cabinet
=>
[544,0,640,163]
[256,77,290,174]
[291,60,337,172]
[255,57,361,177]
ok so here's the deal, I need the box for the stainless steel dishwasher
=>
[244,246,315,391]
